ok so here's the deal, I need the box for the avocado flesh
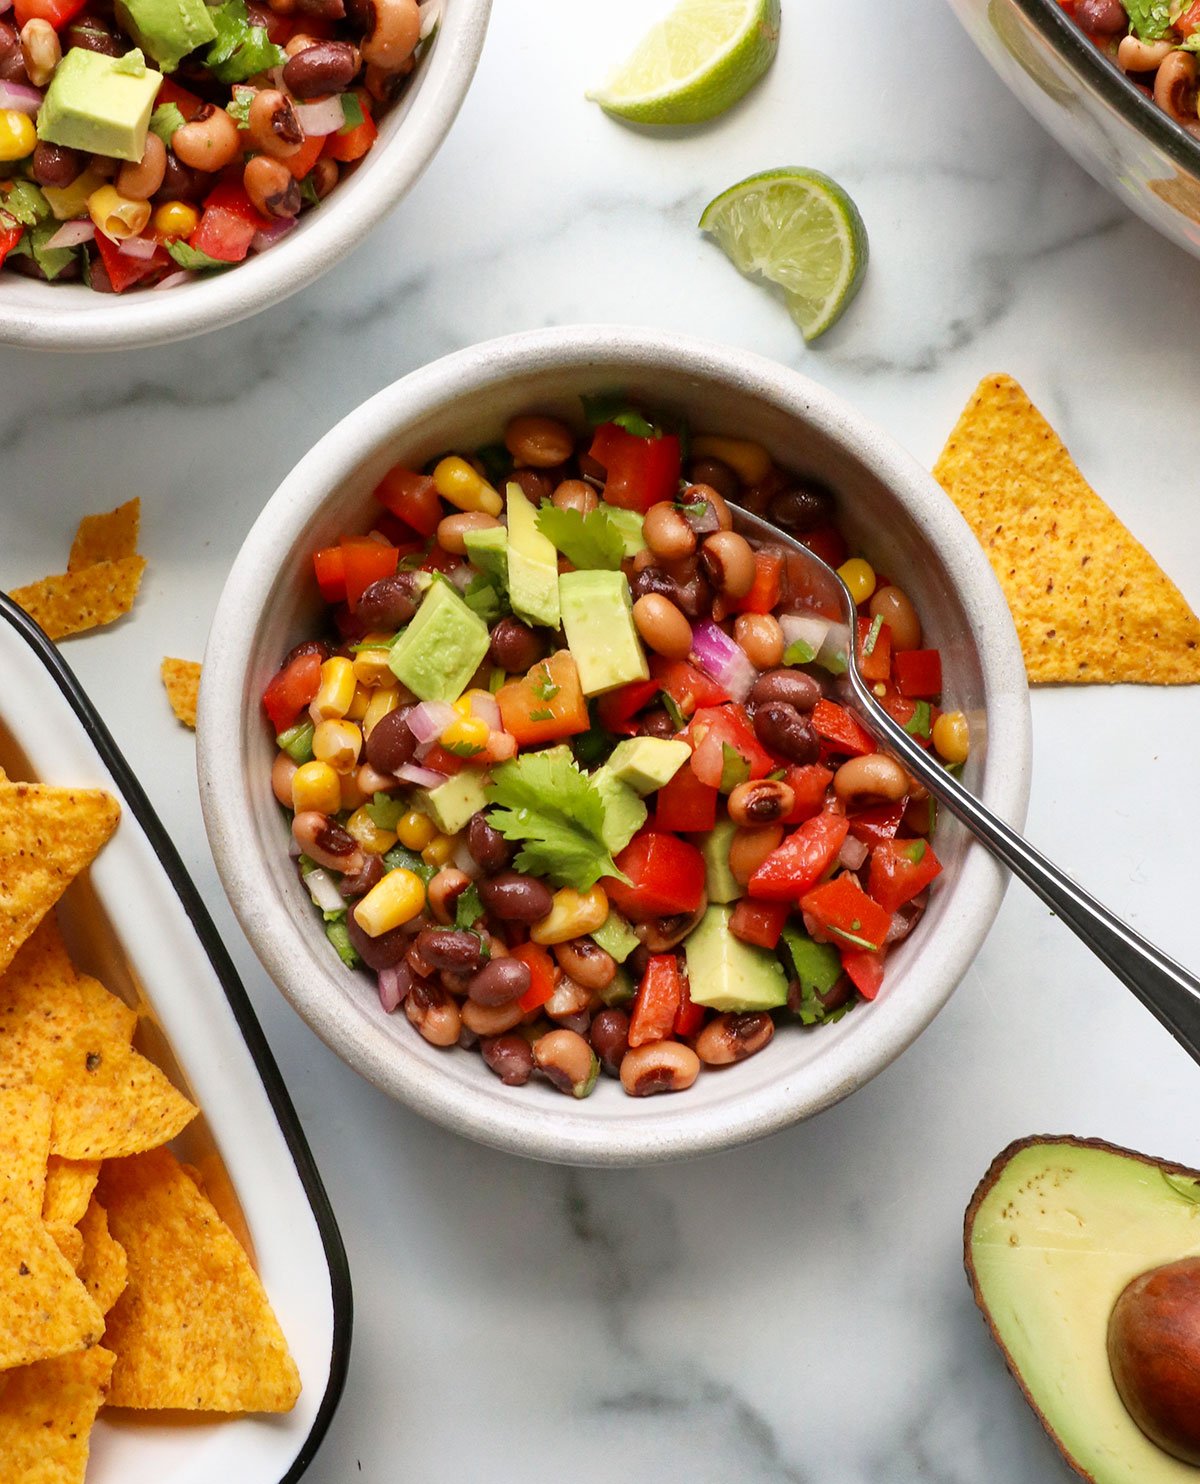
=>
[966,1137,1200,1484]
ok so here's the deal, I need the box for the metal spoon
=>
[730,504,1200,1066]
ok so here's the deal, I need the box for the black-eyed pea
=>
[461,997,525,1037]
[619,1041,700,1096]
[172,104,240,172]
[244,154,301,218]
[247,89,304,159]
[695,1012,775,1066]
[504,414,575,468]
[734,612,784,669]
[727,779,795,828]
[833,753,908,805]
[534,1029,599,1098]
[728,825,783,886]
[405,980,461,1047]
[632,593,693,660]
[361,0,420,71]
[553,938,616,991]
[699,530,755,598]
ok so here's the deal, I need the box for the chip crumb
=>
[161,658,201,729]
[933,374,1200,684]
[8,556,147,642]
[67,499,141,575]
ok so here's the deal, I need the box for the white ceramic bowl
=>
[0,0,490,351]
[198,326,1032,1166]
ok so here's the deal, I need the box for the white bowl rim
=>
[0,0,491,352]
[198,324,1033,1166]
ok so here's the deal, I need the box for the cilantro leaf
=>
[0,181,48,229]
[454,883,485,931]
[9,220,78,281]
[225,88,254,128]
[463,572,508,624]
[903,700,932,739]
[149,101,186,143]
[382,844,435,883]
[325,917,361,968]
[485,752,626,890]
[166,240,232,272]
[1121,0,1173,38]
[718,742,750,793]
[783,638,816,666]
[611,410,655,438]
[204,0,285,84]
[536,504,624,571]
[862,614,884,657]
[1183,34,1200,52]
[340,91,365,131]
[532,663,560,702]
[365,792,406,830]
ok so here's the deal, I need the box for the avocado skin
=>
[964,1135,1200,1484]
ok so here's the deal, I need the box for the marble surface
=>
[5,1,1200,1479]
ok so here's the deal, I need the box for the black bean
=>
[688,456,739,502]
[640,708,677,739]
[355,571,419,628]
[283,39,359,98]
[347,912,411,970]
[510,468,555,504]
[284,637,333,667]
[467,811,512,873]
[626,944,651,979]
[767,483,835,535]
[671,567,714,619]
[364,706,417,773]
[414,928,485,973]
[749,668,821,713]
[478,870,553,924]
[32,142,82,189]
[158,152,204,203]
[589,1008,630,1077]
[629,565,677,605]
[468,957,531,1007]
[63,15,122,53]
[488,617,546,674]
[754,701,820,764]
[481,1034,534,1086]
[1076,0,1126,30]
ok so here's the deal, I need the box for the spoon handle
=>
[847,677,1200,1066]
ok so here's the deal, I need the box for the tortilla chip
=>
[0,782,120,978]
[933,374,1200,684]
[98,1148,300,1412]
[8,556,147,642]
[47,1220,84,1270]
[0,1084,54,1220]
[0,920,87,1104]
[0,1345,114,1484]
[76,1199,126,1316]
[161,658,201,729]
[67,499,140,575]
[43,1160,101,1230]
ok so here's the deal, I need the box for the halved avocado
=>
[964,1136,1200,1483]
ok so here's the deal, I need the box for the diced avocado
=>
[591,909,640,963]
[559,570,649,696]
[702,817,743,904]
[388,580,490,703]
[38,47,163,162]
[598,965,635,1006]
[591,766,647,854]
[605,737,690,796]
[464,525,508,592]
[114,0,216,71]
[505,482,560,629]
[684,905,788,1012]
[422,770,490,836]
[606,507,646,557]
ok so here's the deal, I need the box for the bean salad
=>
[261,402,969,1101]
[1061,0,1200,131]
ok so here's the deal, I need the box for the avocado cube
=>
[559,570,649,697]
[605,738,690,796]
[422,770,490,836]
[505,482,559,629]
[684,905,788,1012]
[38,47,163,162]
[115,0,216,72]
[701,817,743,904]
[464,525,509,593]
[591,766,647,854]
[605,507,646,557]
[387,580,491,703]
[591,909,640,964]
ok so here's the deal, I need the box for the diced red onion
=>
[468,690,500,730]
[448,564,474,592]
[779,612,829,653]
[0,79,40,113]
[304,867,345,913]
[418,0,439,38]
[251,216,297,253]
[118,235,158,259]
[406,700,455,744]
[395,762,449,789]
[152,271,192,291]
[45,219,95,250]
[885,912,914,945]
[452,840,480,879]
[0,0,12,15]
[689,619,757,703]
[293,96,346,135]
[378,965,409,1013]
[837,835,869,872]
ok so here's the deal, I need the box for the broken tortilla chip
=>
[933,374,1200,684]
[99,1148,300,1413]
[67,499,141,575]
[47,1220,84,1271]
[161,658,201,729]
[0,782,120,978]
[42,1159,100,1230]
[0,1345,114,1484]
[76,1199,126,1316]
[8,556,147,642]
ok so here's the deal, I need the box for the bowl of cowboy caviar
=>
[198,326,1032,1165]
[0,0,489,347]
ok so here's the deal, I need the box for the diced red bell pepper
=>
[729,898,789,950]
[811,699,875,758]
[687,704,774,790]
[728,549,783,615]
[512,941,556,1012]
[420,743,465,777]
[0,223,23,269]
[879,694,933,747]
[867,838,943,914]
[341,537,398,610]
[92,231,170,294]
[497,652,589,746]
[800,523,848,570]
[1176,0,1200,31]
[800,875,893,954]
[189,183,270,264]
[312,546,347,604]
[841,948,886,1001]
[590,423,681,512]
[748,810,849,902]
[649,656,729,714]
[653,763,717,834]
[673,975,706,1038]
[323,96,377,162]
[856,617,893,684]
[287,130,327,181]
[155,76,204,120]
[262,650,322,733]
[596,678,660,734]
[374,465,443,537]
[846,799,905,848]
[782,764,832,824]
[13,0,85,28]
[628,954,682,1046]
[894,648,943,700]
[604,831,706,921]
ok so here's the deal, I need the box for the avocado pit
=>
[1108,1256,1200,1466]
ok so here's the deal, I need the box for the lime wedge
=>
[699,168,869,342]
[588,0,780,127]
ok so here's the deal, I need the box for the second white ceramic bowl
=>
[199,325,1031,1166]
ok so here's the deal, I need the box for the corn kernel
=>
[340,770,368,813]
[353,640,396,689]
[440,716,488,753]
[345,685,372,722]
[531,885,609,946]
[346,805,398,855]
[451,696,473,718]
[837,557,876,606]
[690,435,772,486]
[396,809,437,851]
[432,456,502,516]
[932,711,970,766]
[363,686,400,737]
[87,184,150,241]
[291,760,342,815]
[353,868,426,936]
[312,718,363,774]
[421,833,457,868]
[153,199,199,240]
[311,656,357,720]
[0,109,36,161]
